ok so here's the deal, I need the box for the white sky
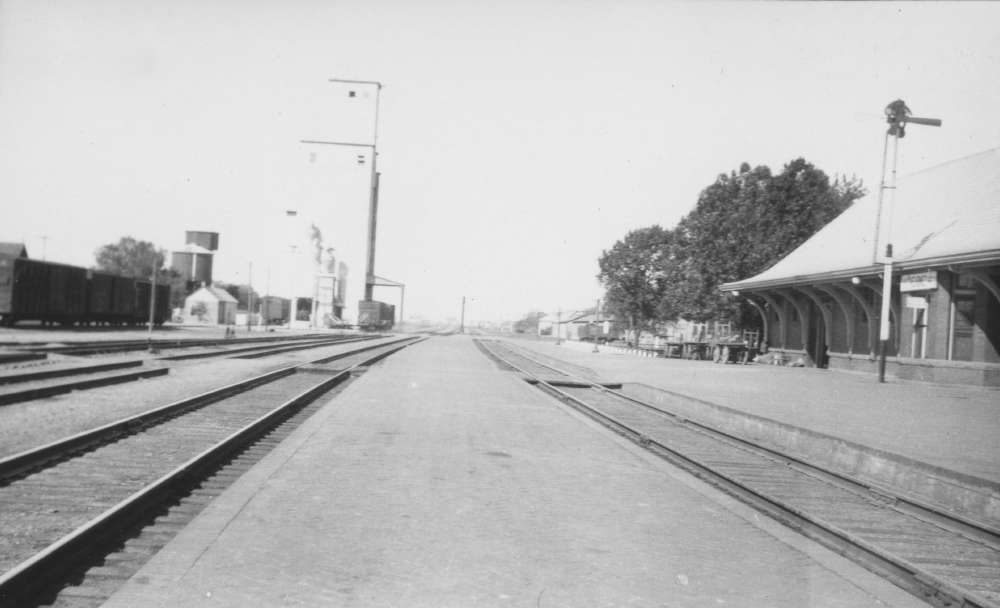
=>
[2,1,999,323]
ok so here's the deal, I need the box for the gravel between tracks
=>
[0,339,390,459]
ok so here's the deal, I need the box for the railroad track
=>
[0,352,47,365]
[156,334,375,360]
[0,335,421,607]
[476,339,1000,608]
[8,333,338,357]
[0,335,379,407]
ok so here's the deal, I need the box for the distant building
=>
[184,286,238,325]
[185,230,219,252]
[171,230,219,293]
[537,309,611,341]
[722,148,1000,386]
[0,243,28,258]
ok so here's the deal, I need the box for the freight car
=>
[0,254,171,327]
[136,280,172,327]
[357,300,395,331]
[257,296,290,325]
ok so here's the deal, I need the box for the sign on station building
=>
[900,270,937,293]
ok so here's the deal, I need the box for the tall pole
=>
[878,132,900,382]
[872,133,891,264]
[288,245,296,328]
[361,82,382,302]
[364,169,380,301]
[303,79,382,306]
[247,261,253,333]
[593,298,600,353]
[556,309,562,345]
[460,296,466,334]
[147,258,157,352]
[874,99,941,383]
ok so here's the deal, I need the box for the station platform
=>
[103,335,922,607]
[512,338,1000,485]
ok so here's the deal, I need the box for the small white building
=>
[184,286,238,325]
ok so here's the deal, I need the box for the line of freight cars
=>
[0,255,171,327]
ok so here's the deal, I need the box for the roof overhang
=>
[721,249,1000,293]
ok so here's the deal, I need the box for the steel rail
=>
[0,336,422,607]
[493,341,1000,544]
[234,335,375,359]
[0,336,414,483]
[157,335,373,361]
[0,367,171,407]
[12,333,335,357]
[0,359,144,385]
[478,339,999,608]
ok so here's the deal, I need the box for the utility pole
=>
[147,255,158,352]
[593,298,600,353]
[873,99,941,383]
[460,296,466,334]
[556,309,562,345]
[264,267,270,332]
[247,261,253,333]
[301,78,383,323]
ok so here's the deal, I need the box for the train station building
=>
[721,148,1000,386]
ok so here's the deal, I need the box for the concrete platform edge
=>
[624,381,1000,528]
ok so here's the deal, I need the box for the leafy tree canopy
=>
[598,158,865,332]
[213,282,261,310]
[94,236,167,278]
[94,236,186,308]
[597,225,673,344]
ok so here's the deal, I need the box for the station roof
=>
[722,147,1000,291]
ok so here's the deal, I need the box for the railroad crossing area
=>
[97,334,977,608]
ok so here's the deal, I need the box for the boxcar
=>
[134,280,171,325]
[0,257,88,326]
[112,276,136,321]
[357,300,395,331]
[0,254,171,327]
[86,270,116,324]
[258,296,290,324]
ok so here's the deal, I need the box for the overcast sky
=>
[2,1,998,323]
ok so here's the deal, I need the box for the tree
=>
[94,236,166,278]
[597,158,866,334]
[94,236,187,309]
[674,159,864,327]
[597,226,673,346]
[214,282,260,310]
